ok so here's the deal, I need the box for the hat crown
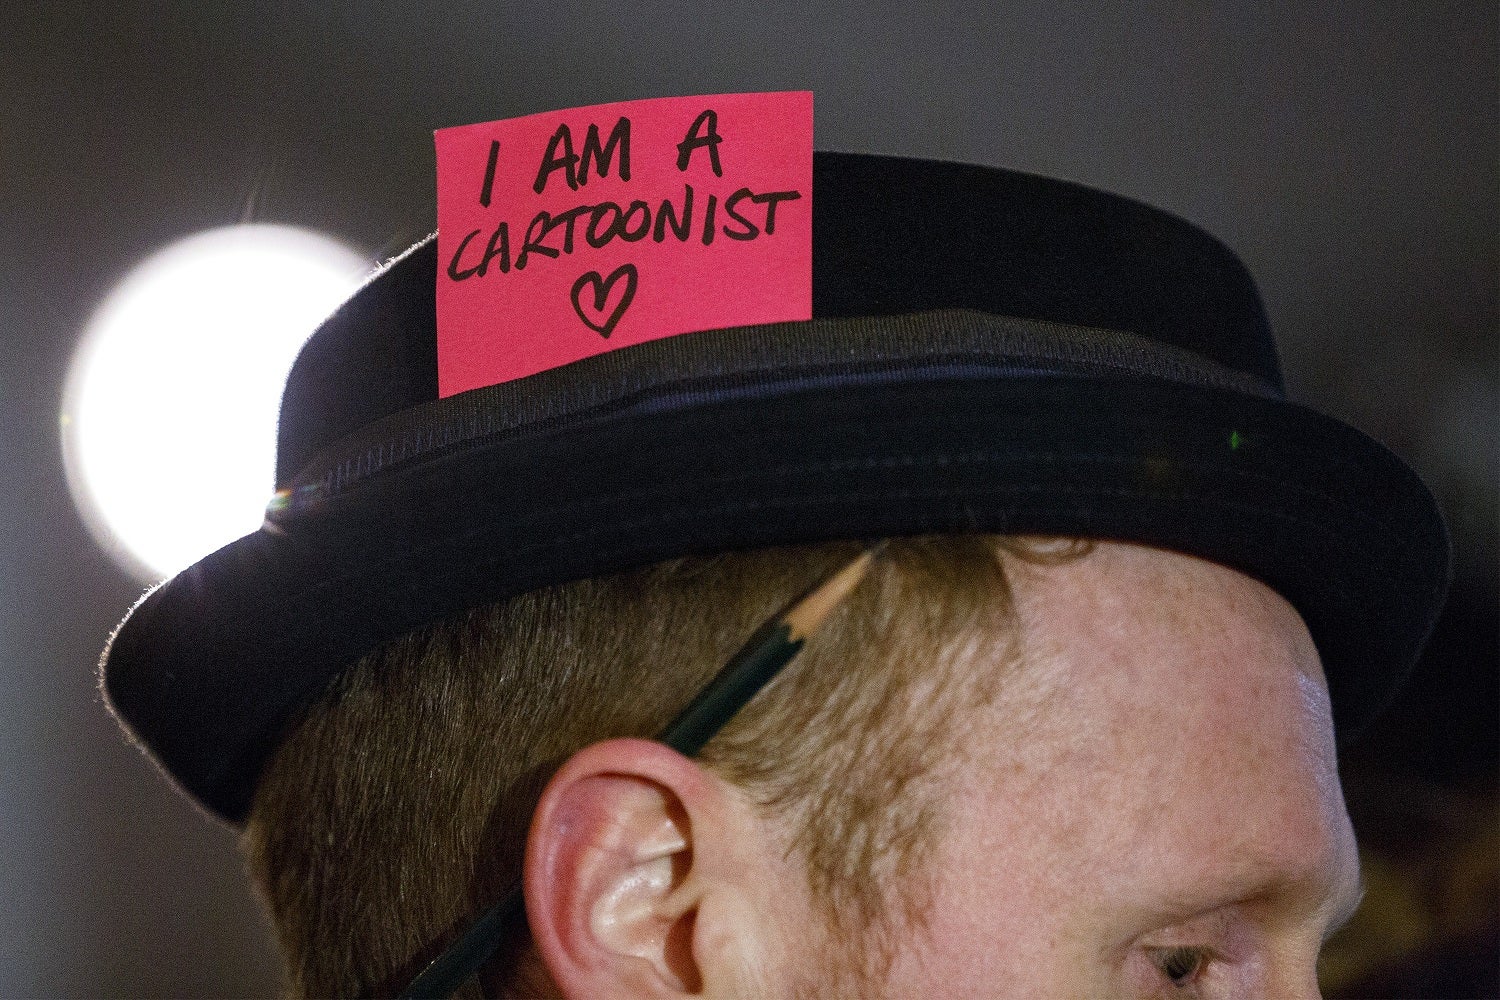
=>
[277,153,1279,485]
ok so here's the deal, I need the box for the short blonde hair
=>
[244,535,1081,997]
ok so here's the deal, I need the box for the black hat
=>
[102,152,1450,824]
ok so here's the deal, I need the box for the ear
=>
[523,738,779,999]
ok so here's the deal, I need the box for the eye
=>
[1151,945,1211,989]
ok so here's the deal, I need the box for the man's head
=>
[245,537,1360,998]
[100,149,1445,998]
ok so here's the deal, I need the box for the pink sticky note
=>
[434,92,813,397]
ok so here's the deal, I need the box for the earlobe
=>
[524,739,721,998]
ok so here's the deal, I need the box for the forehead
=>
[945,541,1352,913]
[1014,542,1332,773]
[996,540,1329,747]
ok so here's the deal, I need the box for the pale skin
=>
[519,541,1364,998]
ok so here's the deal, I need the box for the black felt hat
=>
[102,152,1450,824]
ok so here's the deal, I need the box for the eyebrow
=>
[1148,847,1366,941]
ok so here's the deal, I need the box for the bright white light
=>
[62,225,369,582]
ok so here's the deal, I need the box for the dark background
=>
[2,4,1494,996]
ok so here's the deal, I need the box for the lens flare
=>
[62,225,369,581]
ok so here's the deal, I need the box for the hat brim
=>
[102,308,1450,824]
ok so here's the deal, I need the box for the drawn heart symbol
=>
[570,263,638,339]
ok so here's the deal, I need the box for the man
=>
[102,151,1449,997]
